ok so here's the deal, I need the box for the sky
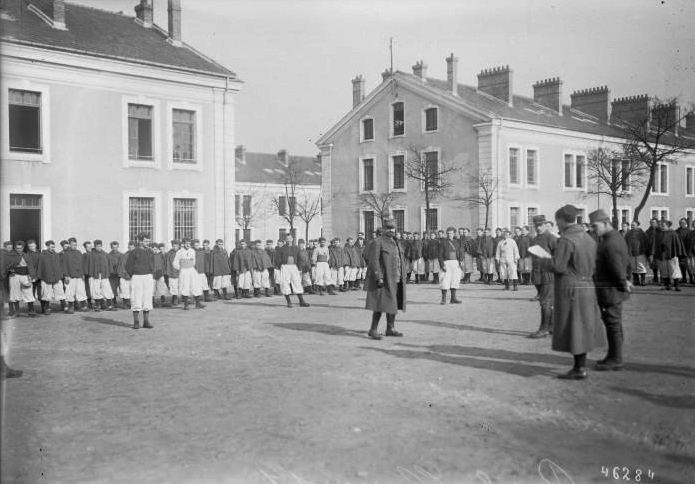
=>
[73,0,695,156]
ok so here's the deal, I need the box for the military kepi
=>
[588,209,610,223]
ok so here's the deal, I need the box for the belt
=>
[13,267,29,275]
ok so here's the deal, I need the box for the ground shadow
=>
[399,319,531,337]
[360,345,555,378]
[610,386,695,410]
[308,302,363,311]
[272,322,367,339]
[81,316,132,329]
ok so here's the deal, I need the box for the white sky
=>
[73,0,695,156]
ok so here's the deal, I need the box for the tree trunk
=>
[484,204,490,230]
[633,161,657,222]
[612,192,619,228]
[305,222,309,245]
[425,188,431,231]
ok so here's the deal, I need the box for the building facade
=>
[1,0,241,246]
[317,57,695,238]
[235,147,322,244]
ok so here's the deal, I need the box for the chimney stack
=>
[352,75,365,109]
[477,65,513,106]
[570,86,611,123]
[135,0,153,27]
[412,60,428,81]
[278,149,290,166]
[446,53,458,96]
[685,112,695,133]
[167,0,182,46]
[235,145,246,164]
[48,0,66,30]
[610,95,650,125]
[533,77,563,114]
[381,68,393,83]
[651,101,679,134]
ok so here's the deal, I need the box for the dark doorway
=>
[10,194,42,246]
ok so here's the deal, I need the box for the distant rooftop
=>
[235,148,321,186]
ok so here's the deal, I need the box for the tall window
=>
[425,151,439,190]
[576,155,585,188]
[242,195,252,217]
[173,198,197,240]
[363,210,375,236]
[424,107,438,132]
[651,208,669,221]
[564,154,573,188]
[9,89,42,153]
[278,228,287,240]
[653,164,668,194]
[576,208,586,225]
[362,158,374,191]
[288,196,296,216]
[361,118,374,141]
[128,104,153,160]
[621,209,630,225]
[392,102,404,136]
[392,209,405,233]
[526,149,537,185]
[527,207,538,225]
[425,207,438,231]
[278,196,287,216]
[173,109,196,162]
[129,197,155,241]
[621,160,631,192]
[234,195,240,216]
[509,206,520,228]
[235,229,241,244]
[509,148,520,184]
[392,155,405,190]
[686,166,694,196]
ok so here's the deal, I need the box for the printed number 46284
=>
[601,466,654,481]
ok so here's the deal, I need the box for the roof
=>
[0,0,237,78]
[236,151,321,186]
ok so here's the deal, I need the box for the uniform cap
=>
[555,205,578,224]
[588,209,610,224]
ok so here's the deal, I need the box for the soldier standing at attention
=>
[590,209,630,371]
[125,233,155,330]
[540,205,605,380]
[275,233,310,308]
[438,227,462,305]
[528,216,557,339]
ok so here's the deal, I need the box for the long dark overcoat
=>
[595,230,630,307]
[365,234,407,314]
[542,224,605,354]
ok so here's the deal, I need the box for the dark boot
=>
[632,273,640,286]
[285,295,293,308]
[27,302,37,318]
[434,272,439,284]
[661,278,671,290]
[112,297,119,309]
[317,286,324,296]
[159,295,168,308]
[529,307,550,339]
[512,280,518,291]
[385,313,402,337]
[143,311,153,329]
[60,299,67,312]
[639,273,646,286]
[265,288,271,297]
[328,285,337,295]
[132,311,140,329]
[171,295,179,306]
[504,279,510,290]
[0,357,23,379]
[440,289,447,305]
[214,289,221,301]
[204,290,211,302]
[298,294,310,307]
[222,288,230,300]
[253,288,260,298]
[368,312,382,340]
[183,296,190,310]
[234,286,240,299]
[674,279,681,292]
[558,353,587,380]
[450,289,462,304]
[652,269,659,285]
[195,296,205,309]
[243,289,252,299]
[66,301,75,314]
[486,274,493,285]
[123,298,131,310]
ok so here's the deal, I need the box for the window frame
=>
[166,101,203,172]
[651,163,669,196]
[525,204,540,226]
[123,190,162,244]
[359,155,376,194]
[420,147,441,192]
[685,165,695,197]
[167,191,204,242]
[390,206,408,233]
[422,105,439,134]
[617,205,632,225]
[562,151,588,192]
[2,81,51,164]
[650,206,669,222]
[525,147,540,189]
[574,204,588,225]
[360,116,375,143]
[420,204,441,232]
[360,209,376,235]
[508,203,522,229]
[507,144,522,187]
[388,151,407,193]
[390,100,405,138]
[122,95,161,169]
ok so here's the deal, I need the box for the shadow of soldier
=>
[81,316,133,329]
[271,322,366,339]
[399,319,530,337]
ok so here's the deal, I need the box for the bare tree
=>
[613,98,695,222]
[270,158,303,243]
[357,191,400,225]
[455,168,499,229]
[235,188,266,241]
[295,187,322,243]
[584,147,648,227]
[405,144,459,231]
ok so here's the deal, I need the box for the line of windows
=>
[360,104,439,142]
[508,147,539,187]
[359,150,440,193]
[360,206,441,234]
[127,196,199,241]
[563,153,586,190]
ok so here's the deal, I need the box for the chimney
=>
[477,65,513,106]
[412,60,428,81]
[570,86,611,123]
[610,95,650,125]
[167,0,182,46]
[685,112,695,133]
[135,0,153,28]
[278,149,290,166]
[651,101,679,134]
[352,75,365,109]
[47,0,66,30]
[446,53,458,96]
[381,68,393,82]
[235,145,246,164]
[533,77,563,114]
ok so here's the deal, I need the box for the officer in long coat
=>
[541,205,605,380]
[364,219,407,340]
[590,209,630,371]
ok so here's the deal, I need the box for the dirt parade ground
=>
[1,282,693,484]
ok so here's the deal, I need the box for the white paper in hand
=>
[528,245,552,259]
